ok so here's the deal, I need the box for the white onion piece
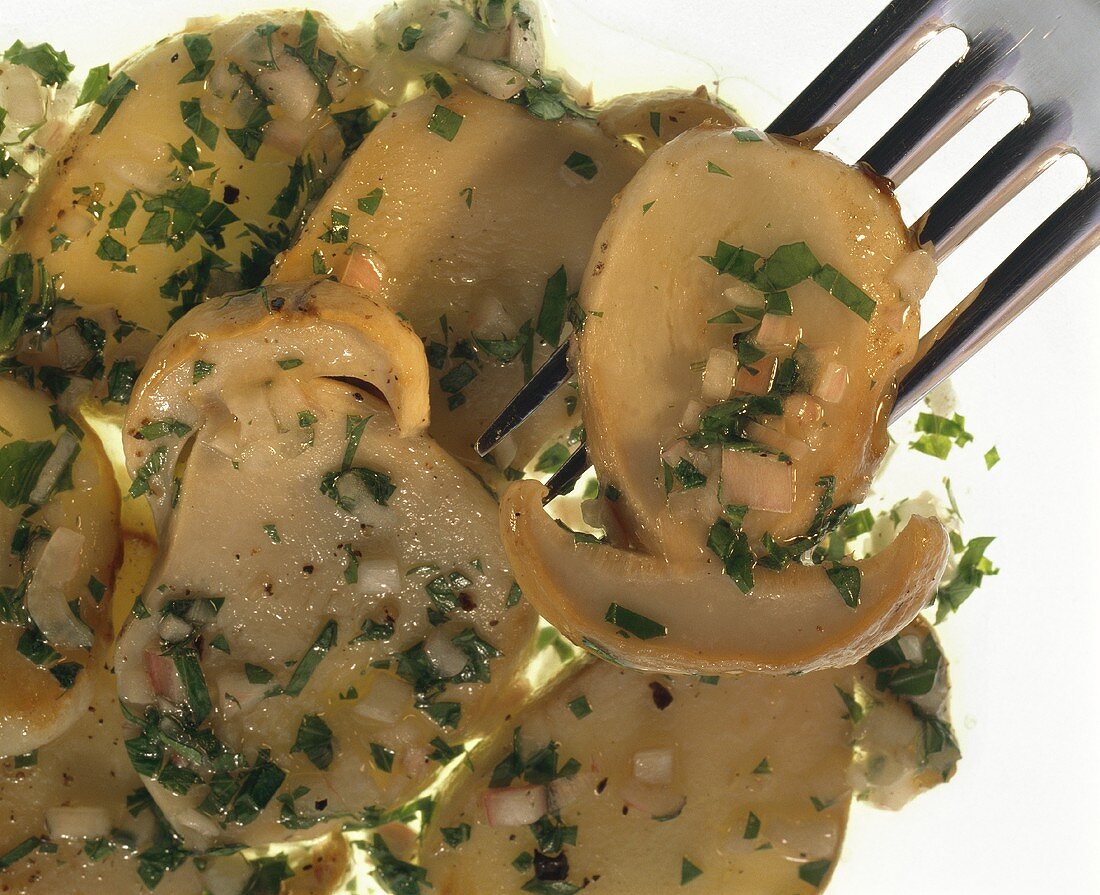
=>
[509,7,542,74]
[339,247,386,294]
[0,64,47,127]
[56,208,96,240]
[144,649,184,703]
[464,26,510,61]
[735,356,776,396]
[450,55,524,100]
[620,778,685,818]
[898,633,923,663]
[45,806,111,840]
[200,853,254,895]
[547,771,595,812]
[425,630,469,678]
[217,670,268,716]
[156,612,192,644]
[723,281,764,310]
[755,313,801,349]
[700,348,737,403]
[29,431,80,505]
[491,434,517,470]
[482,784,547,826]
[632,748,674,784]
[745,421,810,462]
[889,248,938,303]
[468,294,515,337]
[766,814,839,861]
[356,557,402,595]
[331,471,391,527]
[263,115,314,157]
[54,325,93,372]
[355,675,411,724]
[25,528,93,650]
[367,63,411,105]
[680,399,705,431]
[721,450,795,513]
[813,360,849,404]
[417,14,473,64]
[144,776,221,842]
[256,57,320,122]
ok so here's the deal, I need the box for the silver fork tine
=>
[767,0,939,135]
[474,340,571,456]
[893,176,1098,418]
[543,443,589,502]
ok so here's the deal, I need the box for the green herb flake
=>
[427,104,464,141]
[192,359,215,383]
[681,858,703,885]
[984,446,1000,469]
[564,151,598,180]
[743,810,761,839]
[96,234,128,262]
[358,188,384,215]
[834,685,864,723]
[825,564,861,608]
[263,524,281,544]
[127,446,167,498]
[89,71,137,134]
[604,603,667,640]
[291,713,334,769]
[369,741,395,773]
[138,418,191,440]
[277,357,304,370]
[398,25,423,51]
[798,859,832,888]
[642,200,655,214]
[245,663,274,684]
[752,757,771,774]
[567,694,592,719]
[179,34,214,83]
[536,265,569,347]
[441,823,471,847]
[180,97,219,149]
[706,161,731,176]
[284,620,337,696]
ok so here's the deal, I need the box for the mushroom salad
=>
[0,3,998,894]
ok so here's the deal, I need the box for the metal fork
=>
[476,0,1100,498]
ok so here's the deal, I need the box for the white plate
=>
[6,1,1100,891]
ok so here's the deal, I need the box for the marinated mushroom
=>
[269,85,643,478]
[114,279,537,846]
[596,86,741,155]
[3,11,373,394]
[499,126,949,674]
[0,656,350,893]
[413,621,959,895]
[0,376,119,757]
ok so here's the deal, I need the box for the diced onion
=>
[54,325,93,372]
[0,64,47,128]
[144,649,183,703]
[144,776,221,841]
[680,399,706,431]
[450,55,524,100]
[735,356,776,396]
[889,248,938,303]
[482,784,547,826]
[464,26,511,61]
[722,281,764,311]
[25,527,93,651]
[157,612,193,644]
[700,348,737,402]
[548,771,595,812]
[356,557,402,595]
[813,360,849,404]
[745,421,810,461]
[29,431,80,505]
[417,14,473,64]
[339,247,386,294]
[355,675,411,724]
[257,58,321,121]
[755,314,801,349]
[721,450,795,513]
[200,853,254,895]
[263,114,316,157]
[620,777,686,818]
[491,434,517,470]
[898,634,923,663]
[632,748,674,784]
[45,806,111,840]
[468,295,515,337]
[767,814,839,861]
[425,630,469,678]
[509,6,542,74]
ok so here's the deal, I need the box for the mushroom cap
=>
[0,377,119,757]
[270,86,643,477]
[596,86,743,155]
[500,479,949,675]
[116,282,536,846]
[576,126,926,559]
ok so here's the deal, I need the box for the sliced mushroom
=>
[597,86,742,155]
[502,480,948,674]
[5,12,372,385]
[269,86,643,478]
[116,280,537,846]
[0,377,119,756]
[417,660,854,894]
[0,656,349,892]
[577,126,929,558]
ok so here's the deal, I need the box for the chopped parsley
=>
[179,34,214,83]
[370,741,395,772]
[604,603,667,640]
[263,524,281,544]
[291,713,334,769]
[567,695,591,719]
[398,25,423,51]
[798,859,832,888]
[536,265,570,347]
[192,359,215,382]
[441,823,471,847]
[180,97,218,149]
[910,412,974,459]
[128,446,168,498]
[427,104,463,141]
[0,440,53,508]
[681,858,703,885]
[825,564,861,608]
[138,419,191,440]
[283,620,336,696]
[984,445,1000,469]
[358,188,384,215]
[743,810,761,839]
[935,535,996,622]
[563,151,597,180]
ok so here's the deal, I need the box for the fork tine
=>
[767,0,939,135]
[893,175,1098,419]
[543,442,590,502]
[474,340,572,456]
[921,108,1063,252]
[861,35,1009,179]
